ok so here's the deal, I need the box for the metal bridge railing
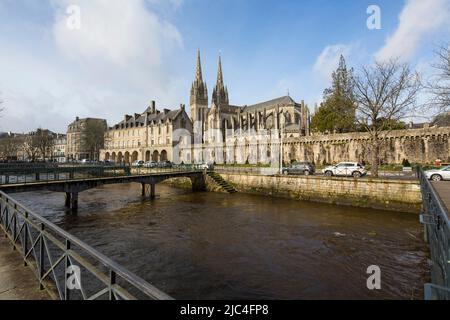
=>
[418,167,450,300]
[0,191,173,300]
[0,164,204,186]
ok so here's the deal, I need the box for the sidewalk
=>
[0,233,50,300]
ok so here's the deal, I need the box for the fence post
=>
[39,224,45,290]
[23,212,28,266]
[109,270,116,300]
[64,240,71,300]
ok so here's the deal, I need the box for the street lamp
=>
[279,117,285,175]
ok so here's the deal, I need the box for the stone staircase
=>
[207,172,237,194]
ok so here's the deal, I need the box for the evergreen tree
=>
[311,55,356,133]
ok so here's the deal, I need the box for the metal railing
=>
[418,167,450,300]
[0,191,173,300]
[215,166,278,176]
[0,164,204,186]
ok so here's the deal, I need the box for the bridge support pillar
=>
[65,192,71,208]
[70,193,79,211]
[141,183,156,200]
[191,174,207,193]
[150,184,156,200]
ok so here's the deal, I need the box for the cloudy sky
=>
[0,0,449,133]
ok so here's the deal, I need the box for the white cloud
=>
[376,0,450,62]
[53,0,182,66]
[0,0,185,133]
[313,44,352,82]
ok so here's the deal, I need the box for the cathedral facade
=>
[186,51,311,165]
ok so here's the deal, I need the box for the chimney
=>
[164,109,170,114]
[180,104,185,111]
[151,100,156,114]
[76,116,79,121]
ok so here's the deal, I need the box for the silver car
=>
[323,162,367,178]
[425,166,450,181]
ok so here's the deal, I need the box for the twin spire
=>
[190,49,208,106]
[195,49,203,82]
[191,50,229,108]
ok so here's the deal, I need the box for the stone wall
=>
[284,127,450,165]
[219,173,422,213]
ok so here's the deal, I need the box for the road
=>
[432,181,450,215]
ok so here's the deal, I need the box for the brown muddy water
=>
[12,183,429,299]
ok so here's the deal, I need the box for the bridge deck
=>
[0,234,50,300]
[432,182,450,218]
[0,170,204,194]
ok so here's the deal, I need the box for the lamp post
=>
[279,119,285,175]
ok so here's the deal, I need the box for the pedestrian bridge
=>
[0,165,206,210]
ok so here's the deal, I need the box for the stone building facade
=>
[67,117,107,161]
[52,134,67,163]
[100,102,192,164]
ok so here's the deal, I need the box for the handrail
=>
[0,191,173,300]
[418,167,450,300]
[418,167,450,232]
[0,165,204,186]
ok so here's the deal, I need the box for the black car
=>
[282,162,316,176]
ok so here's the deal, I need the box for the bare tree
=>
[353,60,421,177]
[0,136,21,161]
[22,134,40,162]
[81,120,106,161]
[34,129,55,161]
[429,44,450,113]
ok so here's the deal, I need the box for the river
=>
[12,183,429,300]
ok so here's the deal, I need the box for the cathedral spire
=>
[196,49,203,82]
[216,54,224,86]
[190,49,208,121]
[212,54,229,108]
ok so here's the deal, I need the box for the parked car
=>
[80,159,90,165]
[282,162,316,176]
[425,166,450,181]
[158,161,173,168]
[323,162,367,178]
[131,160,145,167]
[144,161,157,168]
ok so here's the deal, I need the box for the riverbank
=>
[165,173,422,214]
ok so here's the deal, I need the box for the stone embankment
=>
[165,173,422,213]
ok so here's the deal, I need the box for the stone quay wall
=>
[218,173,422,213]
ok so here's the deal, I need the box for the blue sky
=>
[0,0,449,132]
